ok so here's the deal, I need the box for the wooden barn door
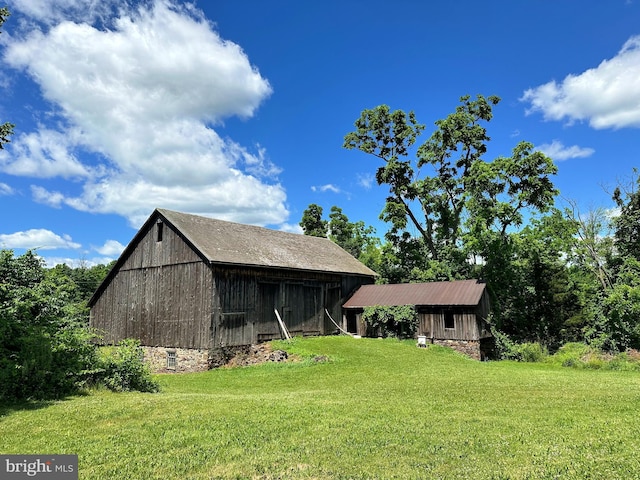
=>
[257,282,280,342]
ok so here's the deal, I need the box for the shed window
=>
[156,220,164,242]
[166,350,176,370]
[444,311,455,330]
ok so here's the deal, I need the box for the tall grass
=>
[2,336,640,479]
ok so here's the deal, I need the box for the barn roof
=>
[342,279,486,308]
[156,208,376,276]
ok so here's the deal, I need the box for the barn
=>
[89,208,376,371]
[342,280,492,359]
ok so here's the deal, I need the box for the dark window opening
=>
[444,311,455,330]
[157,221,164,242]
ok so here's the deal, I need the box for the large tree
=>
[344,95,558,282]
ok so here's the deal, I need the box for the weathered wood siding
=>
[419,309,481,341]
[90,220,213,349]
[211,266,370,347]
[91,218,375,350]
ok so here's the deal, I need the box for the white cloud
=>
[93,239,125,256]
[357,173,374,189]
[0,228,81,250]
[3,0,288,227]
[536,140,595,161]
[0,182,14,195]
[311,184,341,194]
[0,128,90,178]
[278,223,304,234]
[41,255,115,268]
[8,0,117,25]
[522,35,640,129]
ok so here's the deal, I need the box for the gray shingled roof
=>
[342,279,486,308]
[158,208,377,277]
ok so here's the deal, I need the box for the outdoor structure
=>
[89,208,376,372]
[342,279,492,359]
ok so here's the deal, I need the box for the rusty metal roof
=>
[342,279,486,308]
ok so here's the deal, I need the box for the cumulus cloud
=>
[3,0,288,227]
[536,140,595,161]
[521,35,640,129]
[94,239,125,256]
[0,128,90,178]
[0,228,81,250]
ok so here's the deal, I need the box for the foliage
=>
[361,304,417,338]
[300,203,382,273]
[546,342,640,371]
[343,95,565,345]
[299,203,327,237]
[504,342,549,362]
[0,250,99,399]
[344,95,558,283]
[0,250,152,400]
[96,339,159,393]
[3,337,640,479]
[612,168,640,262]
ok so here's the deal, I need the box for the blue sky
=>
[1,0,639,266]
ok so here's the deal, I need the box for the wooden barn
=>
[342,279,492,359]
[89,208,376,371]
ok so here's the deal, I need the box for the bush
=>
[96,339,159,393]
[361,305,418,339]
[503,342,548,362]
[547,342,640,371]
[0,250,158,399]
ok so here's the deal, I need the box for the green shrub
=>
[361,305,418,339]
[547,342,640,371]
[547,342,593,367]
[96,339,159,393]
[503,342,548,362]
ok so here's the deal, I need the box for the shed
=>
[89,208,376,371]
[342,279,492,359]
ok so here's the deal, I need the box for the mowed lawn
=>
[2,337,640,479]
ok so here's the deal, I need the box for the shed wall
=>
[419,309,481,341]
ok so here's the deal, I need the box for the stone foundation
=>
[142,346,209,373]
[433,339,482,360]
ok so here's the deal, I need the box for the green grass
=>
[2,336,640,479]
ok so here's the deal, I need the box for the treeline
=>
[301,94,640,355]
[0,251,158,400]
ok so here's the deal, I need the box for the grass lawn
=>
[2,336,640,479]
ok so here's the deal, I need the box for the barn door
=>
[257,283,280,342]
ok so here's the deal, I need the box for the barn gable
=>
[89,208,376,371]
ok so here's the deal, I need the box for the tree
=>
[300,204,328,237]
[0,250,156,399]
[300,204,382,273]
[612,169,640,262]
[328,206,378,260]
[0,250,95,399]
[344,95,558,282]
[0,7,14,149]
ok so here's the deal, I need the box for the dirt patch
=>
[224,343,291,367]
